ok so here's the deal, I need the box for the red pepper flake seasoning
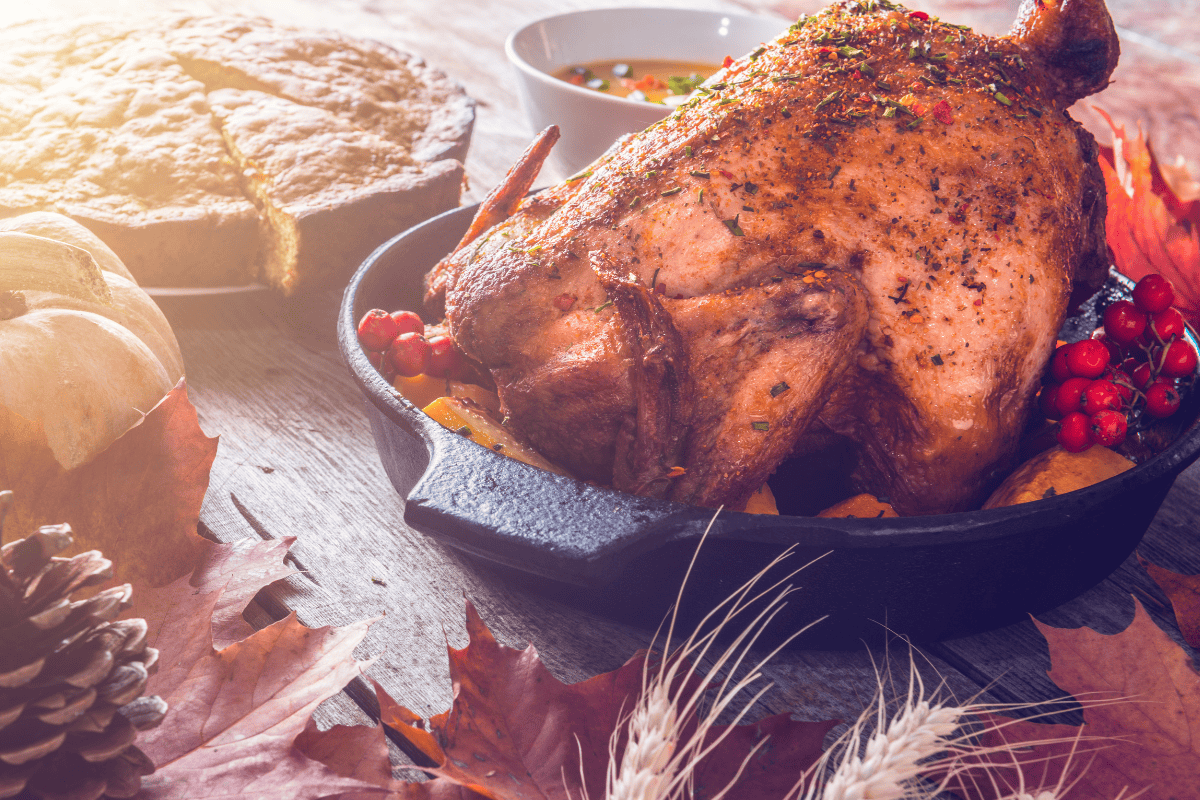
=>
[719,169,736,179]
[722,55,734,68]
[931,99,954,124]
[553,293,576,311]
[666,465,687,478]
[911,102,926,117]
[974,298,984,306]
[908,10,930,19]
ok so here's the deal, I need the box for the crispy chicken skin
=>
[427,0,1119,515]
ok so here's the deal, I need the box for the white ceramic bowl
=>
[505,6,788,178]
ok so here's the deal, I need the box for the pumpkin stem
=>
[0,232,112,306]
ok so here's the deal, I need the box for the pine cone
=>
[0,492,167,800]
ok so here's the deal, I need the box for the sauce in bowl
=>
[555,58,722,105]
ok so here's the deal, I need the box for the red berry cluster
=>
[356,308,464,379]
[1040,274,1197,453]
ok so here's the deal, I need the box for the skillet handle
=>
[402,420,704,585]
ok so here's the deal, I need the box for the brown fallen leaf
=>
[295,717,396,788]
[1,379,391,798]
[1139,554,1200,650]
[688,712,836,799]
[131,535,296,653]
[373,600,833,800]
[132,536,385,800]
[133,615,382,800]
[943,600,1200,799]
[1,379,215,588]
[377,599,649,800]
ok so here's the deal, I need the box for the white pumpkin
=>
[0,212,185,470]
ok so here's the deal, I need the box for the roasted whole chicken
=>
[425,0,1119,515]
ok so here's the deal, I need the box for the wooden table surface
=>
[11,0,1200,781]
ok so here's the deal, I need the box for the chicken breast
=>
[427,0,1118,515]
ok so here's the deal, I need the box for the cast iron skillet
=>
[338,202,1200,648]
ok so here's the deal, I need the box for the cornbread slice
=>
[0,14,473,292]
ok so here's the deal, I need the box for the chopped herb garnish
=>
[455,425,473,437]
[594,299,614,313]
[751,46,767,59]
[751,421,770,431]
[770,382,790,397]
[994,91,1012,106]
[684,145,693,157]
[931,354,944,366]
[661,186,683,196]
[629,196,641,208]
[690,170,711,178]
[815,90,842,110]
[743,182,758,194]
[723,215,745,236]
[667,74,704,95]
[566,170,593,182]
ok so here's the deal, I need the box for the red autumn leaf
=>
[293,718,398,798]
[689,712,837,798]
[1139,555,1200,650]
[942,600,1200,799]
[376,599,647,800]
[131,535,296,652]
[1095,107,1200,327]
[2,379,389,798]
[374,600,833,800]
[0,379,215,588]
[132,536,383,800]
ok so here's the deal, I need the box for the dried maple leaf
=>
[0,379,215,588]
[942,600,1200,800]
[132,536,385,800]
[375,600,833,800]
[132,535,296,651]
[1096,108,1200,327]
[0,378,392,798]
[1139,555,1200,650]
